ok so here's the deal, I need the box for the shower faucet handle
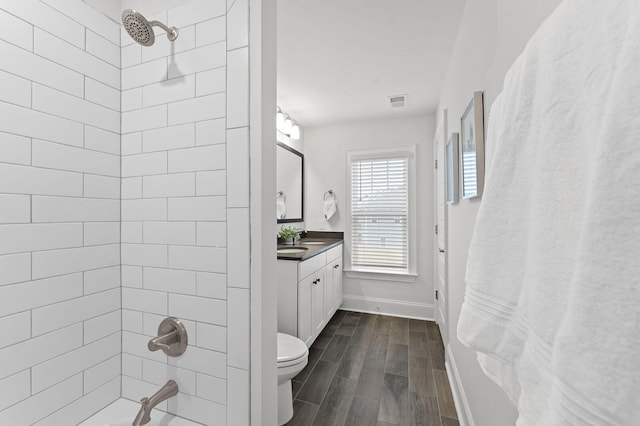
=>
[148,317,188,357]
[148,330,178,352]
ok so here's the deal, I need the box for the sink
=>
[300,241,325,245]
[277,247,309,254]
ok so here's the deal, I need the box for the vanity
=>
[275,140,344,347]
[277,235,343,348]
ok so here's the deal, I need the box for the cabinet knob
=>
[334,264,339,269]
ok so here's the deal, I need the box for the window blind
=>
[462,150,477,197]
[350,157,409,272]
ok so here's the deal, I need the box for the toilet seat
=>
[277,333,308,368]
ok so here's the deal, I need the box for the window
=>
[347,147,415,276]
[462,149,477,197]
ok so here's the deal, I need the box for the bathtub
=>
[78,399,202,426]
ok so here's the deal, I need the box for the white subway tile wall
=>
[120,0,250,425]
[0,2,122,425]
[0,0,251,424]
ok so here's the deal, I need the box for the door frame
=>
[249,0,278,424]
[433,109,449,346]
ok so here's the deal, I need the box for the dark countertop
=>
[277,237,343,261]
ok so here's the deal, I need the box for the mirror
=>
[276,143,304,223]
[460,91,485,199]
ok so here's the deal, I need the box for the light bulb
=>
[283,115,293,134]
[290,124,300,140]
[276,108,285,131]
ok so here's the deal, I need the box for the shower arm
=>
[149,20,179,41]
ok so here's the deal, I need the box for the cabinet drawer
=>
[298,252,326,280]
[326,244,343,262]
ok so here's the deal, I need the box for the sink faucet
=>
[132,380,179,426]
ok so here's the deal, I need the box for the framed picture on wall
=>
[446,133,459,204]
[460,91,485,199]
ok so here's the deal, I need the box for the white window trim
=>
[345,145,417,282]
[343,269,418,282]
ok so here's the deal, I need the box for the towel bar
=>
[324,189,336,200]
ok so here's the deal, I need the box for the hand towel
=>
[276,192,286,219]
[458,1,640,425]
[323,191,338,220]
[323,198,337,220]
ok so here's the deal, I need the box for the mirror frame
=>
[460,91,485,199]
[276,142,304,223]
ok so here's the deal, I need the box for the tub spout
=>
[132,380,178,426]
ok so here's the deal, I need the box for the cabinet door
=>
[324,264,335,320]
[331,257,343,311]
[311,270,326,339]
[297,274,314,347]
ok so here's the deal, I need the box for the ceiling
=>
[277,0,466,127]
[83,0,466,127]
[82,0,189,22]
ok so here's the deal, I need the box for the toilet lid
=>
[277,333,308,364]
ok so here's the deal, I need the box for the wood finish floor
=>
[286,311,459,426]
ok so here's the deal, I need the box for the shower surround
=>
[0,0,250,424]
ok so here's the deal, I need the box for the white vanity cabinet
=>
[298,269,325,346]
[277,243,343,348]
[324,247,343,321]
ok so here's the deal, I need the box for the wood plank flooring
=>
[286,311,459,426]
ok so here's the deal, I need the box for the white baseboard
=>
[341,294,434,320]
[445,343,475,426]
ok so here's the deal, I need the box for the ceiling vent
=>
[388,94,407,108]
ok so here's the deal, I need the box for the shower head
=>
[122,9,178,47]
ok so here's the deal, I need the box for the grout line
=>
[226,45,247,53]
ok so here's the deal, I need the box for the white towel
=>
[276,192,286,219]
[323,198,337,220]
[458,1,640,425]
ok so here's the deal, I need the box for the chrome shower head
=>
[122,9,178,47]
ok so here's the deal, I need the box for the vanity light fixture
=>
[276,107,285,131]
[276,106,301,139]
[283,115,293,134]
[289,123,300,140]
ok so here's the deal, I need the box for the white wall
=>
[0,2,122,424]
[0,0,251,424]
[304,115,436,319]
[119,0,250,425]
[437,0,563,425]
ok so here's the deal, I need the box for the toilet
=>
[277,332,309,425]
